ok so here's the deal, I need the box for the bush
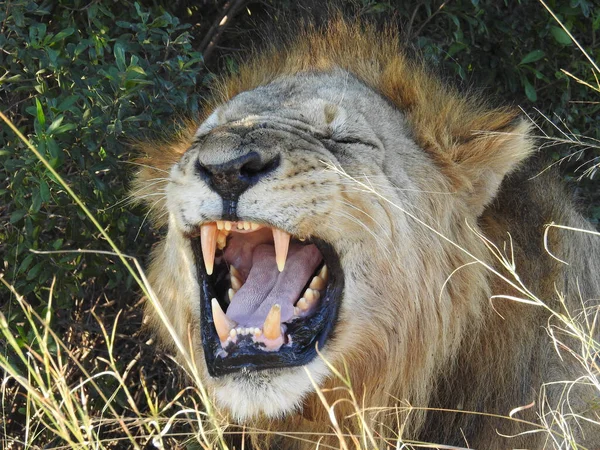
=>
[1,0,204,314]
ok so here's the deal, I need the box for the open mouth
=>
[189,221,343,377]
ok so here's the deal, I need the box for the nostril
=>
[240,154,280,181]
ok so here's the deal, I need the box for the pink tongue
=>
[224,242,322,327]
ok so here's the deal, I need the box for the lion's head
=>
[132,21,599,447]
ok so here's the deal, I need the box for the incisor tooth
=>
[243,221,251,230]
[263,304,282,340]
[211,298,236,341]
[237,222,244,230]
[217,232,227,250]
[250,222,260,231]
[216,220,224,230]
[224,221,232,231]
[231,275,243,290]
[272,228,291,272]
[309,276,326,290]
[201,223,218,275]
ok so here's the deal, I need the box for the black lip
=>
[190,236,344,377]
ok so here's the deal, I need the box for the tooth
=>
[229,328,237,339]
[250,222,260,231]
[309,276,326,290]
[224,221,232,231]
[304,288,320,303]
[230,265,241,278]
[294,307,300,316]
[217,232,227,250]
[201,223,218,275]
[319,265,329,282]
[211,298,236,341]
[216,220,224,230]
[243,221,251,230]
[254,328,262,337]
[228,288,236,301]
[231,275,242,290]
[296,297,309,311]
[236,222,243,230]
[272,228,291,272]
[263,304,282,340]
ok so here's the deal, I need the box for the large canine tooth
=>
[201,223,218,275]
[309,276,326,290]
[263,304,282,340]
[211,298,236,341]
[272,229,291,272]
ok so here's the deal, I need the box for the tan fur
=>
[133,21,600,448]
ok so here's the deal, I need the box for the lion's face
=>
[159,71,445,420]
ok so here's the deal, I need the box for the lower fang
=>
[263,304,282,340]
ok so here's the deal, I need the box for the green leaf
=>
[520,50,545,65]
[57,95,79,111]
[40,179,51,202]
[550,26,572,45]
[46,115,64,135]
[52,123,77,135]
[18,254,35,274]
[114,41,126,72]
[10,209,27,224]
[26,262,43,281]
[49,27,75,45]
[31,191,42,213]
[523,78,537,102]
[35,98,46,128]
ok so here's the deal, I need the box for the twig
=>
[414,0,452,37]
[199,0,248,64]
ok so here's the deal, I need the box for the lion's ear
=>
[444,116,535,215]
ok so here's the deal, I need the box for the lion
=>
[132,20,600,448]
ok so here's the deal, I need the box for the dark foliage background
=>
[1,0,599,446]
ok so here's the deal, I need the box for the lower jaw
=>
[212,356,332,421]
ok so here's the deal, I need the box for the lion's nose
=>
[195,151,280,200]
